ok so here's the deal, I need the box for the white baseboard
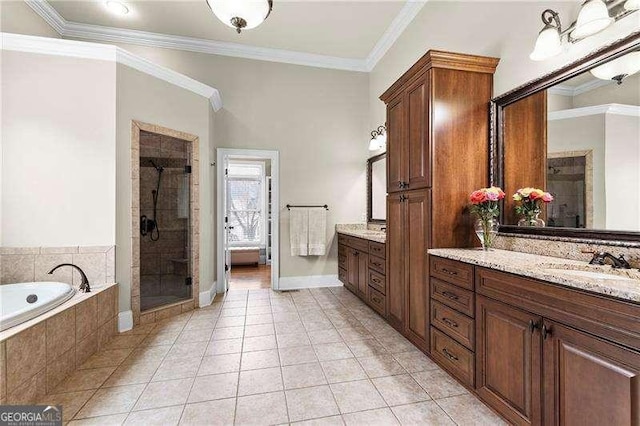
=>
[118,310,133,333]
[199,282,216,307]
[278,274,342,291]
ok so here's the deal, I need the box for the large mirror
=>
[368,153,387,223]
[493,34,640,241]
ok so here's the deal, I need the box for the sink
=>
[541,268,638,282]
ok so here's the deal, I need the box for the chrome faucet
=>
[588,252,631,269]
[48,263,91,292]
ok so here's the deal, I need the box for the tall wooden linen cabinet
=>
[381,51,499,352]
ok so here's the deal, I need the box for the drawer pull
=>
[372,296,381,303]
[372,278,381,284]
[372,262,381,267]
[442,317,459,328]
[441,268,458,276]
[442,348,459,361]
[442,291,459,301]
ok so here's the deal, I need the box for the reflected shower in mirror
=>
[368,153,387,223]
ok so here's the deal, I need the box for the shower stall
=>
[139,130,192,311]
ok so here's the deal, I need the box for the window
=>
[227,161,265,246]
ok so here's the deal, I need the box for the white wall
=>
[1,51,116,246]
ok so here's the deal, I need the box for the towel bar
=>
[286,204,329,210]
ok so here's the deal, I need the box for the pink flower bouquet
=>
[513,187,554,227]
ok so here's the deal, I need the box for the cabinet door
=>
[404,189,430,351]
[386,94,407,193]
[357,252,369,299]
[476,295,542,426]
[406,73,431,190]
[543,321,640,426]
[386,193,405,330]
[346,249,359,294]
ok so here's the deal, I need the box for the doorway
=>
[217,149,279,292]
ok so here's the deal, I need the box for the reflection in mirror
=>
[502,48,640,233]
[368,153,387,222]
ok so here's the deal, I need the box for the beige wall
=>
[115,64,214,312]
[574,73,640,108]
[369,1,638,129]
[2,51,116,247]
[0,0,60,38]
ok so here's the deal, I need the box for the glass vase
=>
[474,217,498,251]
[517,211,545,227]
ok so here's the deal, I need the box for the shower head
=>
[150,159,165,173]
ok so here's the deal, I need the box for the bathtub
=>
[0,282,76,331]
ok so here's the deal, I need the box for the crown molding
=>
[548,103,640,120]
[1,32,223,111]
[24,0,426,73]
[550,78,612,97]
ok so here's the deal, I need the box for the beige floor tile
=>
[122,345,171,364]
[103,335,146,351]
[291,416,344,426]
[343,408,400,426]
[151,356,202,382]
[221,307,246,317]
[274,321,306,335]
[103,360,160,387]
[176,328,214,344]
[276,332,311,348]
[124,405,183,426]
[244,323,275,337]
[79,349,134,370]
[330,379,386,414]
[53,367,116,393]
[241,349,280,370]
[140,331,180,347]
[372,374,430,406]
[124,324,157,335]
[393,351,439,373]
[282,363,327,390]
[286,385,340,422]
[183,318,216,331]
[39,390,95,422]
[246,306,272,315]
[212,326,244,340]
[165,342,208,360]
[279,346,318,366]
[377,336,417,354]
[205,338,243,356]
[247,298,271,308]
[75,384,146,419]
[273,312,300,323]
[321,359,367,384]
[243,335,277,352]
[308,329,342,345]
[346,339,388,358]
[197,353,241,376]
[412,369,469,400]
[358,355,406,378]
[235,391,288,426]
[188,372,238,403]
[133,377,194,411]
[179,398,236,426]
[68,413,128,425]
[238,366,283,396]
[313,342,353,362]
[391,401,456,425]
[245,314,274,325]
[436,394,508,426]
[337,327,372,342]
[215,316,245,328]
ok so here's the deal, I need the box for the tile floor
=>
[41,286,507,425]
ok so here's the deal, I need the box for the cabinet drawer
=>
[338,254,347,269]
[431,278,474,317]
[338,268,347,284]
[368,287,386,316]
[338,234,348,247]
[431,300,474,350]
[430,256,474,290]
[348,236,369,253]
[368,255,386,275]
[368,270,386,295]
[338,243,347,256]
[431,326,475,387]
[368,241,386,259]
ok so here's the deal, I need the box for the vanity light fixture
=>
[369,125,387,151]
[590,50,640,84]
[105,1,129,16]
[206,0,273,34]
[529,1,637,61]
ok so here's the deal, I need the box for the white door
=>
[223,157,232,292]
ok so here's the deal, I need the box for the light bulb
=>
[530,25,562,61]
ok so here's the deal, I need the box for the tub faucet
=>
[588,252,631,269]
[48,263,91,292]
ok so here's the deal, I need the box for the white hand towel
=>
[308,207,327,256]
[290,208,309,256]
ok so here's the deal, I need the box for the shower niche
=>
[138,129,193,312]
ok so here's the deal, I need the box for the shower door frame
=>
[130,120,200,326]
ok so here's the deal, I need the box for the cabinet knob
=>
[528,319,540,334]
[542,323,552,340]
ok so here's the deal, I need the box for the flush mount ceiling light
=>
[105,1,129,16]
[571,0,613,40]
[530,10,563,61]
[206,0,273,34]
[590,51,640,84]
[369,126,387,151]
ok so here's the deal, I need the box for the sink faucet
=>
[48,263,91,292]
[588,252,631,269]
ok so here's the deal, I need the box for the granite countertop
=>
[335,224,386,243]
[428,248,640,304]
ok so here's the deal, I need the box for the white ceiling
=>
[47,0,408,59]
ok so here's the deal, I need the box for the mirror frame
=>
[367,152,387,224]
[491,32,640,242]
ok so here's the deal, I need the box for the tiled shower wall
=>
[0,246,115,286]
